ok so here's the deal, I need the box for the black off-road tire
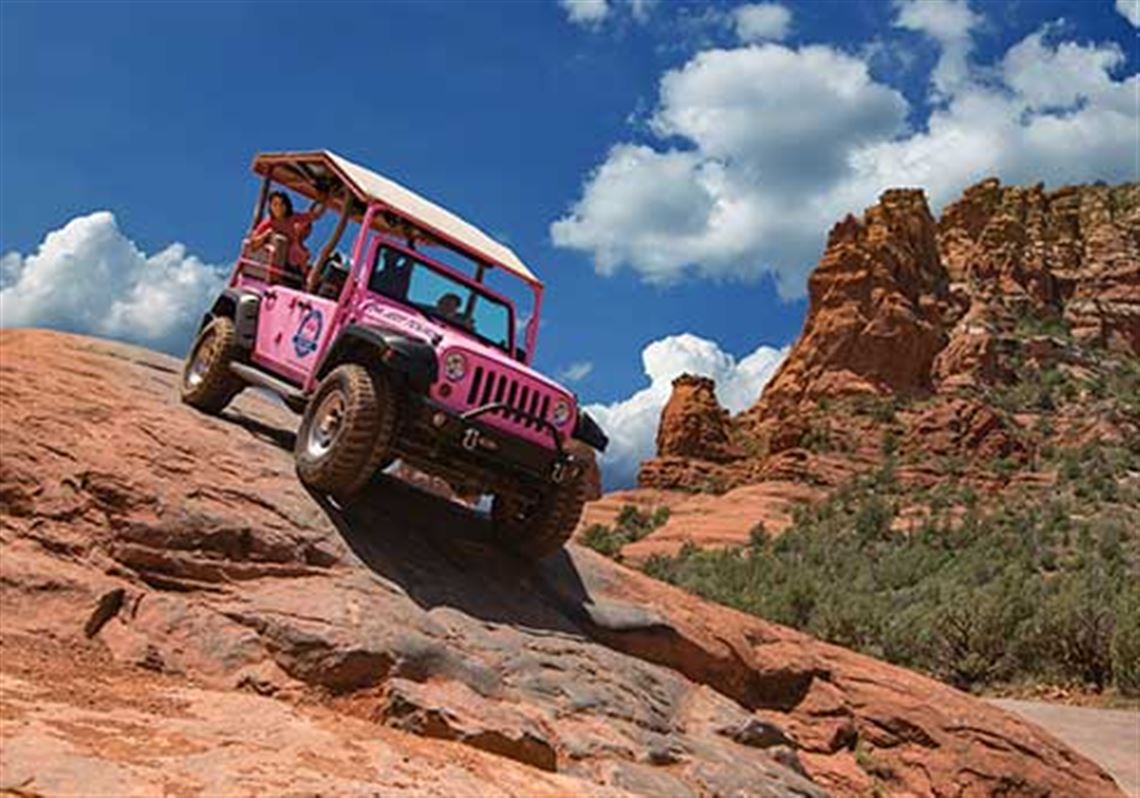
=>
[492,446,596,559]
[295,365,398,501]
[180,316,244,414]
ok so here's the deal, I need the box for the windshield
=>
[367,244,514,352]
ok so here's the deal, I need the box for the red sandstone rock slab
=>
[620,481,824,562]
[0,329,1123,797]
[0,638,624,798]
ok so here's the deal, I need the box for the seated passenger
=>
[436,293,475,331]
[436,293,462,320]
[249,191,327,285]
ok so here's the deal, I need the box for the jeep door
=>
[253,287,337,384]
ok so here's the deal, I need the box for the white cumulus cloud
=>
[560,361,595,382]
[585,333,786,489]
[733,3,792,42]
[1117,0,1140,27]
[552,3,1138,299]
[627,0,656,24]
[560,0,610,27]
[560,0,656,29]
[552,43,909,297]
[0,211,226,355]
[894,0,983,95]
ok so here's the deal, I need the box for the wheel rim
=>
[306,390,347,459]
[185,330,215,389]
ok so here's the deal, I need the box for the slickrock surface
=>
[0,329,1123,796]
[624,179,1137,554]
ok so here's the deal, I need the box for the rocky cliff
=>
[635,179,1137,517]
[0,330,1123,796]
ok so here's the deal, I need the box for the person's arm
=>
[307,195,328,221]
[248,219,273,250]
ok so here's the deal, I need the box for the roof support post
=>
[525,284,543,360]
[307,188,352,292]
[250,170,272,232]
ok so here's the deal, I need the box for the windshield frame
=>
[363,234,517,355]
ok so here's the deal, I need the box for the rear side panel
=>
[252,287,337,384]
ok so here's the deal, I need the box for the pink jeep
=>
[181,151,607,557]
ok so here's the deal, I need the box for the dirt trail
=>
[991,700,1140,796]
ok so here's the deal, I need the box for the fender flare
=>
[572,410,609,452]
[201,289,258,349]
[316,324,438,392]
[201,288,242,328]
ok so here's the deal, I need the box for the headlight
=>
[551,399,572,426]
[444,352,467,381]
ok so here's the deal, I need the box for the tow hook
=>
[552,460,569,484]
[462,428,480,452]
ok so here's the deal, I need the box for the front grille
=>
[466,366,553,431]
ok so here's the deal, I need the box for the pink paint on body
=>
[228,204,575,451]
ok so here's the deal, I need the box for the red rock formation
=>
[746,179,1137,433]
[939,180,1140,354]
[638,374,748,492]
[655,375,741,461]
[606,177,1136,556]
[1,328,1123,797]
[747,189,951,427]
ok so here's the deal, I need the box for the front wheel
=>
[491,445,596,559]
[295,365,397,501]
[181,316,243,414]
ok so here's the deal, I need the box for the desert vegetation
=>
[615,442,1140,696]
[580,505,670,560]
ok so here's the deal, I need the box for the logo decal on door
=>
[292,308,324,358]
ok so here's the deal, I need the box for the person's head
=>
[268,191,294,220]
[437,293,461,316]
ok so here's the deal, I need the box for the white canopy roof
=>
[253,150,540,286]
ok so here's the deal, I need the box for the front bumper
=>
[396,396,582,488]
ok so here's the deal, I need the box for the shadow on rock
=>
[309,473,593,636]
[223,406,298,451]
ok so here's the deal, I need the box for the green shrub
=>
[582,505,673,561]
[637,442,1139,693]
[1112,586,1140,696]
[580,524,625,558]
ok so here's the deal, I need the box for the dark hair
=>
[268,190,294,217]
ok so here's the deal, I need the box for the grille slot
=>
[459,363,555,432]
[467,367,484,405]
[528,391,541,427]
[506,381,519,416]
[480,370,496,405]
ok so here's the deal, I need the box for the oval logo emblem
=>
[292,308,323,358]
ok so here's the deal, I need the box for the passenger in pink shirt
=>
[249,191,327,280]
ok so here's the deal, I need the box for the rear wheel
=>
[491,446,596,559]
[181,316,243,414]
[295,365,397,501]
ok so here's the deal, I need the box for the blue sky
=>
[2,0,1137,486]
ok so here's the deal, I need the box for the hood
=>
[357,298,574,400]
